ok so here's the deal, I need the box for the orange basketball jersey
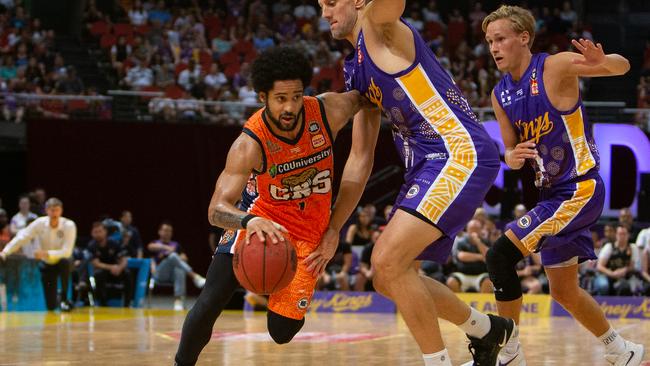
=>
[240,96,334,244]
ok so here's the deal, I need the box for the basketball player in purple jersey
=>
[481,5,644,366]
[310,1,514,365]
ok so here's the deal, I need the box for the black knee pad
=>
[486,235,524,301]
[267,310,305,344]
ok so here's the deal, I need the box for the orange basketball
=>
[233,233,297,295]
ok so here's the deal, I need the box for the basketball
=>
[232,233,298,295]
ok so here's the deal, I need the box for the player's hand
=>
[506,141,538,169]
[0,252,6,261]
[245,217,288,245]
[305,227,339,277]
[571,38,606,67]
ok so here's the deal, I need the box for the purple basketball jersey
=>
[493,53,600,188]
[343,19,497,179]
[343,19,500,262]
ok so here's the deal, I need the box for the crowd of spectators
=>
[78,0,586,123]
[0,0,97,122]
[0,0,644,126]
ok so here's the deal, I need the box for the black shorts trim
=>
[396,206,448,238]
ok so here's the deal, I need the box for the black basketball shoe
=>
[466,314,516,365]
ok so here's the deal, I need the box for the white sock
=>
[457,307,491,338]
[599,327,626,355]
[423,349,452,366]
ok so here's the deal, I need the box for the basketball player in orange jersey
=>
[313,1,519,365]
[479,6,645,366]
[173,46,380,366]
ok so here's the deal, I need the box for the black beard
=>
[265,104,300,132]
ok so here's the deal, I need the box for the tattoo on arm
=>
[210,209,246,229]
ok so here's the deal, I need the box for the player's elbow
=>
[207,206,216,226]
[608,54,630,76]
[207,205,221,226]
[620,58,631,75]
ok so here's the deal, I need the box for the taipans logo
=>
[406,184,420,199]
[297,298,309,310]
[517,215,532,229]
[270,168,332,201]
[268,147,332,178]
[365,77,383,110]
[514,111,554,144]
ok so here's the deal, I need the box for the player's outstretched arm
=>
[548,38,630,78]
[491,90,537,170]
[317,90,368,137]
[365,0,405,25]
[208,133,287,243]
[305,106,381,275]
[328,107,381,231]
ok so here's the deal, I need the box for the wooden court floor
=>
[0,307,648,365]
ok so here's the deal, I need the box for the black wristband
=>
[241,214,258,229]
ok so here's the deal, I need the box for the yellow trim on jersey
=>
[561,108,596,176]
[520,179,596,252]
[396,64,477,223]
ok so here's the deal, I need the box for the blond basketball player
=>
[480,5,645,366]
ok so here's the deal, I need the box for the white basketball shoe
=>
[497,343,526,366]
[605,341,645,366]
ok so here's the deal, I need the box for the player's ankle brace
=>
[486,235,525,301]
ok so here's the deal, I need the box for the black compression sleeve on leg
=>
[175,253,240,366]
[267,310,305,344]
[486,235,525,302]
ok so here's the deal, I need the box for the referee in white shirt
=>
[0,198,77,311]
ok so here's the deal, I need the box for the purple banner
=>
[243,291,396,314]
[308,291,396,313]
[551,296,650,320]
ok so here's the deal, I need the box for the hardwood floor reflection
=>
[0,307,648,365]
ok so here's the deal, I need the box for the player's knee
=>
[267,311,304,344]
[371,248,403,281]
[486,235,524,302]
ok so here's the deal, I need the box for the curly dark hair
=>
[251,46,313,94]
